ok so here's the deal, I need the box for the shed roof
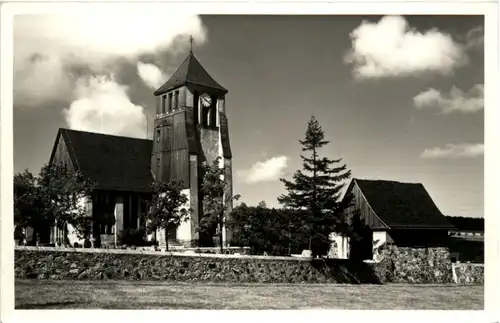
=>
[445,216,484,232]
[351,178,455,229]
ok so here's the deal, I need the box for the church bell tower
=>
[151,40,233,247]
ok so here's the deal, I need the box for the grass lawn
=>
[15,279,483,310]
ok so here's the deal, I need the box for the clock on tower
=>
[200,93,212,108]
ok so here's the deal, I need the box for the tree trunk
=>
[288,220,291,255]
[219,220,224,253]
[311,145,317,257]
[165,227,169,251]
[31,227,38,246]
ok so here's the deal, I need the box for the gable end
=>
[342,179,390,230]
[48,129,77,173]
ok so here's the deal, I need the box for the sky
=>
[13,14,484,218]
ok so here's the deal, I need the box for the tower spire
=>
[189,35,194,53]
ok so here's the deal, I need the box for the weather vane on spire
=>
[189,35,194,52]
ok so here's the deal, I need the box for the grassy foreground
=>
[15,279,483,310]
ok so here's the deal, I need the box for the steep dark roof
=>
[445,216,484,232]
[54,128,153,193]
[353,179,455,229]
[153,51,227,96]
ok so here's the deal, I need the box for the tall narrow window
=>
[165,125,172,150]
[202,107,210,127]
[199,101,203,124]
[193,92,199,124]
[156,157,161,177]
[174,90,179,110]
[210,97,217,128]
[161,95,166,114]
[215,104,220,128]
[168,93,173,112]
[156,128,161,143]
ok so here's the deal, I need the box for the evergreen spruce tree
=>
[278,116,351,257]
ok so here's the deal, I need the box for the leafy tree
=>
[257,201,267,208]
[227,203,274,255]
[199,156,240,252]
[14,170,39,232]
[227,204,309,256]
[14,163,94,245]
[278,116,351,257]
[118,228,155,247]
[144,180,191,251]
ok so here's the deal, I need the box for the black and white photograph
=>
[1,1,498,318]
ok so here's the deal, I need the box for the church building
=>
[48,46,233,248]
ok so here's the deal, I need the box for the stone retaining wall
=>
[14,247,381,283]
[376,246,453,283]
[452,263,484,284]
[15,246,482,284]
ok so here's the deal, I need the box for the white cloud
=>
[14,11,206,107]
[240,156,289,184]
[137,62,165,90]
[421,143,484,159]
[14,11,207,137]
[413,84,484,114]
[464,25,484,50]
[345,16,468,78]
[14,53,72,107]
[62,75,147,139]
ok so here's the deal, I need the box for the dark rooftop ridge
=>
[58,128,152,142]
[153,51,228,96]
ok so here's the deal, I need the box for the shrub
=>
[118,228,149,247]
[143,237,158,247]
